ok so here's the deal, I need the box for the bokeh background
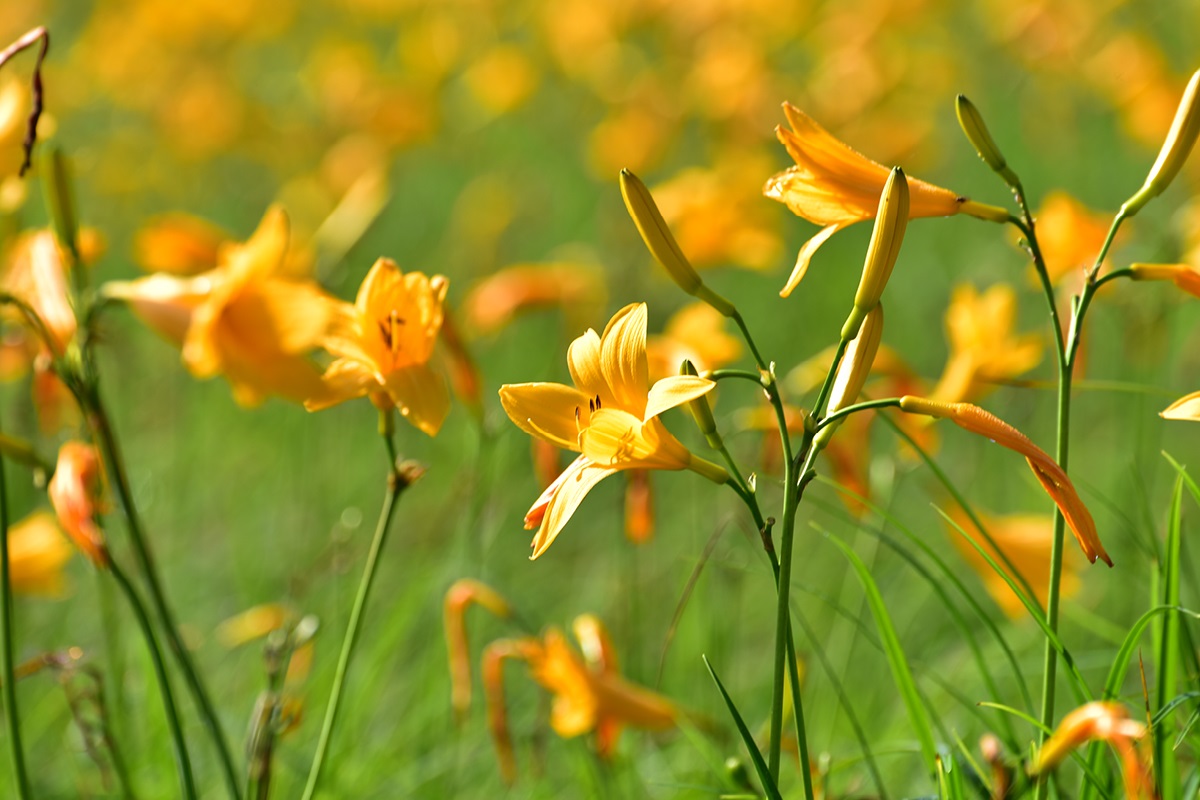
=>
[3,0,1200,796]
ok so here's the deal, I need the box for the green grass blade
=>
[821,529,938,775]
[1156,471,1185,796]
[702,655,783,800]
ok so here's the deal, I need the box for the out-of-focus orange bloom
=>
[765,103,1001,297]
[899,396,1110,566]
[499,303,725,559]
[104,206,338,406]
[1129,262,1200,299]
[1032,192,1114,287]
[1030,702,1154,800]
[646,302,741,382]
[588,100,673,177]
[7,510,72,596]
[481,616,676,783]
[462,262,606,336]
[133,213,228,275]
[623,469,654,544]
[944,506,1078,618]
[462,45,539,117]
[443,579,513,724]
[0,230,88,357]
[930,284,1042,405]
[649,164,782,272]
[305,258,450,436]
[48,442,108,568]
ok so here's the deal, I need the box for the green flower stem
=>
[301,423,416,800]
[0,445,31,799]
[814,397,903,432]
[108,558,196,800]
[1085,212,1128,283]
[707,368,768,384]
[811,339,850,422]
[86,399,242,800]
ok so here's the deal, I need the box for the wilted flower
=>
[48,442,108,568]
[499,303,727,559]
[305,257,450,437]
[443,579,513,723]
[104,206,340,406]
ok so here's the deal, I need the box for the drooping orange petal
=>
[529,456,618,560]
[445,579,513,722]
[778,223,842,298]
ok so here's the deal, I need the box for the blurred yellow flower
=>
[765,103,996,296]
[48,441,108,569]
[482,616,676,783]
[1032,192,1114,286]
[944,506,1078,618]
[930,284,1042,405]
[1031,702,1153,799]
[305,257,450,437]
[645,301,741,382]
[499,303,725,559]
[104,206,339,406]
[133,213,228,276]
[8,511,72,596]
[463,45,539,117]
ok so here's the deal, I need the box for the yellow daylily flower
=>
[764,103,1005,297]
[305,257,450,437]
[930,284,1043,405]
[103,206,339,406]
[943,506,1079,619]
[481,617,676,783]
[499,303,726,559]
[1030,702,1153,800]
[8,511,72,597]
[1032,192,1115,287]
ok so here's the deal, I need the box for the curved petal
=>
[305,358,376,411]
[230,280,338,355]
[780,223,843,298]
[644,374,714,421]
[1162,391,1200,421]
[599,303,649,415]
[581,409,690,470]
[566,328,607,401]
[530,456,617,559]
[385,362,450,437]
[499,382,590,450]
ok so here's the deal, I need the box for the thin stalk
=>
[86,399,242,799]
[300,422,413,800]
[109,558,196,799]
[0,447,31,799]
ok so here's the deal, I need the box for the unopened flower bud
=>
[1121,68,1200,218]
[680,359,721,447]
[955,95,1014,180]
[1128,262,1200,297]
[843,169,907,341]
[620,169,736,317]
[817,305,884,450]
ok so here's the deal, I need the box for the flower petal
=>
[499,382,590,450]
[779,223,843,298]
[581,409,691,470]
[644,374,714,421]
[566,328,607,401]
[529,456,617,559]
[599,303,649,414]
[306,358,376,411]
[385,362,450,437]
[1162,391,1200,420]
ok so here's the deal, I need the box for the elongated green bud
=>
[815,304,884,450]
[1121,68,1200,218]
[680,359,722,449]
[620,169,736,317]
[955,95,1015,180]
[842,169,907,341]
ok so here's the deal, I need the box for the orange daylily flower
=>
[645,301,741,382]
[930,284,1043,405]
[133,213,228,275]
[1030,702,1155,800]
[900,396,1110,566]
[499,303,726,559]
[7,511,73,596]
[1032,192,1114,287]
[305,257,451,437]
[461,262,606,336]
[47,442,108,568]
[764,103,1004,297]
[0,229,90,357]
[103,206,339,406]
[443,579,513,723]
[482,617,676,783]
[943,506,1079,618]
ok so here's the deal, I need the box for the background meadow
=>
[2,0,1200,796]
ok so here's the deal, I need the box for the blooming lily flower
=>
[500,303,727,559]
[482,616,676,783]
[103,206,340,406]
[764,103,1007,297]
[1030,702,1154,799]
[305,257,451,437]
